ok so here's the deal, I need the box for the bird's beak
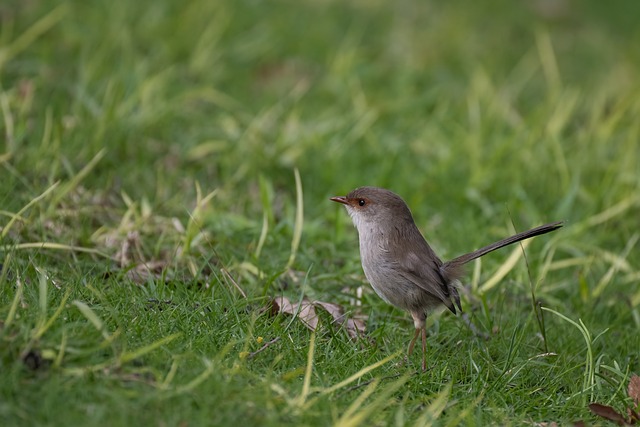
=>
[330,196,349,205]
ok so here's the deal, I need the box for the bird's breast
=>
[357,228,423,310]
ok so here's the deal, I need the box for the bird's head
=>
[330,186,414,231]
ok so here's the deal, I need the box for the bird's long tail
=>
[445,221,563,268]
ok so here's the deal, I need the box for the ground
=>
[1,0,639,425]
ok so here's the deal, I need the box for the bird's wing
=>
[388,226,459,313]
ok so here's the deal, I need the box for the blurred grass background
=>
[1,0,639,425]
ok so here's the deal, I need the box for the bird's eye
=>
[358,199,366,206]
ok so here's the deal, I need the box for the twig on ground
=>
[221,268,247,299]
[247,337,280,359]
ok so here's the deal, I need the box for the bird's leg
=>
[408,328,420,355]
[421,327,427,371]
[410,311,427,371]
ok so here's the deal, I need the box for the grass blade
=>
[286,168,303,270]
[413,383,452,427]
[0,242,112,259]
[541,307,597,405]
[0,4,68,69]
[334,375,408,427]
[319,351,401,395]
[593,233,639,298]
[73,300,111,340]
[4,275,24,328]
[47,149,106,216]
[296,330,316,407]
[119,333,182,364]
[1,181,60,239]
[479,240,531,293]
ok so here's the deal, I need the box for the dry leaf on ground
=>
[125,260,168,284]
[270,296,366,339]
[588,403,630,426]
[589,375,640,426]
[314,301,366,339]
[271,296,318,330]
[629,375,640,407]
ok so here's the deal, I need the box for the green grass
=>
[1,0,640,425]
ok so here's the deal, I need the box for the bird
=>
[330,186,563,371]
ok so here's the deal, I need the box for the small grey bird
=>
[331,186,562,371]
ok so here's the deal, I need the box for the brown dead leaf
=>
[272,296,318,330]
[344,318,367,340]
[270,297,366,339]
[587,374,640,426]
[314,301,347,324]
[296,301,318,330]
[629,375,640,407]
[126,260,168,284]
[314,301,367,339]
[588,403,629,426]
[116,231,140,267]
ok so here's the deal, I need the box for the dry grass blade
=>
[221,268,247,298]
[479,240,531,293]
[574,195,639,232]
[0,242,112,259]
[285,168,303,270]
[254,174,272,259]
[590,196,640,228]
[0,4,68,69]
[593,233,639,298]
[0,93,14,149]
